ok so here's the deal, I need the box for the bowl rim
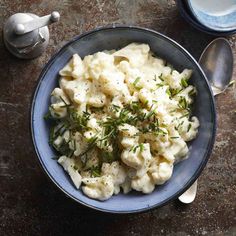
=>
[30,25,217,214]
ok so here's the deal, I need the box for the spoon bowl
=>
[199,38,234,95]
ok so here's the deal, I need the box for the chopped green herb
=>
[101,151,116,163]
[133,77,142,89]
[90,166,101,177]
[78,136,98,158]
[121,128,129,131]
[130,144,145,153]
[179,113,189,119]
[54,139,73,157]
[170,109,177,113]
[139,143,144,152]
[156,82,164,88]
[170,88,182,96]
[65,108,90,133]
[170,136,179,139]
[178,97,190,111]
[189,88,196,96]
[166,88,171,96]
[176,120,184,129]
[144,100,149,106]
[187,123,192,132]
[44,112,53,120]
[49,126,55,146]
[154,128,168,136]
[181,78,188,88]
[112,104,120,112]
[159,73,164,81]
[49,106,60,117]
[129,101,141,111]
[54,123,66,137]
[59,96,71,111]
[146,108,156,119]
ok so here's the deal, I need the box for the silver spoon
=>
[199,38,234,95]
[178,38,234,204]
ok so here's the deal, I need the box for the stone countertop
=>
[0,1,235,235]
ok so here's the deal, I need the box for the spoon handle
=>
[178,180,198,204]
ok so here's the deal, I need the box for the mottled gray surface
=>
[0,0,236,235]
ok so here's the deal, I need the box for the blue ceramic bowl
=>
[31,26,216,213]
[176,0,236,36]
[187,0,236,32]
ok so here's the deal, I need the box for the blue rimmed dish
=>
[176,0,236,36]
[31,26,216,213]
[187,0,236,32]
